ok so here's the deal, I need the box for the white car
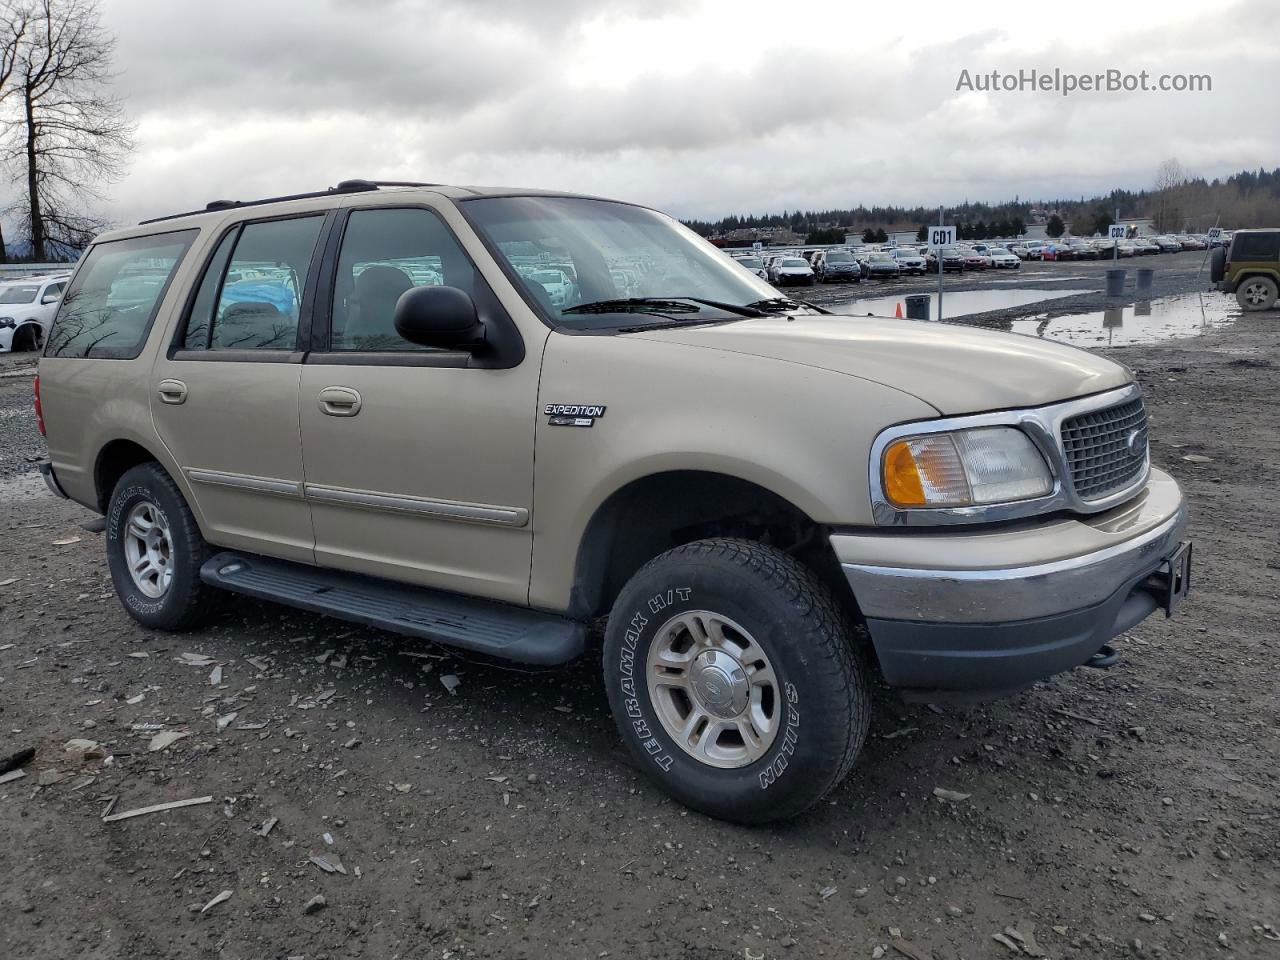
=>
[768,257,815,286]
[529,269,575,306]
[733,256,769,281]
[0,274,69,353]
[987,247,1021,269]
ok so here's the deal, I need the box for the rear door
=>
[297,204,541,604]
[150,212,330,562]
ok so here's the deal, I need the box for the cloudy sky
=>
[9,0,1280,230]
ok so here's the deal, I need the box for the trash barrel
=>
[1105,269,1127,297]
[904,294,931,320]
[1137,268,1154,291]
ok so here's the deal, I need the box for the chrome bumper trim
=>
[842,505,1186,624]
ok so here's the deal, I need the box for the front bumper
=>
[834,468,1188,697]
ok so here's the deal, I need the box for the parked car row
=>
[728,230,1220,287]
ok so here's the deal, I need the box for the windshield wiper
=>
[744,297,831,315]
[562,296,767,318]
[561,298,702,315]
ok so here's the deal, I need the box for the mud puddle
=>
[1010,293,1238,346]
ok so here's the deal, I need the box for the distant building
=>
[1117,217,1156,237]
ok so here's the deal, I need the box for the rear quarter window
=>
[1231,233,1280,262]
[45,229,198,359]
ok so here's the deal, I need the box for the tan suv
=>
[35,180,1192,823]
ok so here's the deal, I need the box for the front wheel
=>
[1236,276,1278,311]
[106,463,221,631]
[603,538,869,823]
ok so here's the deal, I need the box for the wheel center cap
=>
[689,650,749,718]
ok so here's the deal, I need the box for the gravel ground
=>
[0,280,1277,960]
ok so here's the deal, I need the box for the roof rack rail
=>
[137,178,438,226]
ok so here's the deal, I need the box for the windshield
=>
[781,259,807,267]
[738,257,763,268]
[0,284,40,304]
[462,196,777,329]
[824,252,852,262]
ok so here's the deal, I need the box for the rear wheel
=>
[1236,276,1278,312]
[603,538,869,823]
[106,463,220,630]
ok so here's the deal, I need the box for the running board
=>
[199,552,586,666]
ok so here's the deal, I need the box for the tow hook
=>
[1084,643,1120,669]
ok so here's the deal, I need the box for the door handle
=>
[157,379,188,405]
[318,386,362,417]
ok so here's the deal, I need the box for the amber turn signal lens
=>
[883,440,926,506]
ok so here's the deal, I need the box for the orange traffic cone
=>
[895,302,903,318]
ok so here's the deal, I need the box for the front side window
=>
[45,230,197,359]
[182,215,324,352]
[463,196,778,330]
[330,208,477,351]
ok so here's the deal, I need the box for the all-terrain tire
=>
[1236,275,1278,312]
[105,462,220,631]
[603,538,870,824]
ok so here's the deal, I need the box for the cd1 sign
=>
[927,226,956,249]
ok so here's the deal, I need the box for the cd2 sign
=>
[1108,224,1127,239]
[927,226,956,249]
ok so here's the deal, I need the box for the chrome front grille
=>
[1060,396,1149,500]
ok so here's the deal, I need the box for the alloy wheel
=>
[123,500,174,599]
[646,610,780,769]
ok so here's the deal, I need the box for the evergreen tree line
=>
[685,166,1280,239]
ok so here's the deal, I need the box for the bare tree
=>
[1153,158,1187,233]
[0,2,33,262]
[3,0,132,261]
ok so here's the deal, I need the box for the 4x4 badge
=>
[544,403,606,428]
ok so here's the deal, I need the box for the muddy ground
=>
[0,278,1277,960]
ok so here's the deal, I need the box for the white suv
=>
[0,273,69,353]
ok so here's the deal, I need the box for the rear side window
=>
[182,215,324,352]
[44,230,196,359]
[1232,232,1280,262]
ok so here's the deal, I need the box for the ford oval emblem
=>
[1126,429,1145,458]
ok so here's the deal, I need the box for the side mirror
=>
[393,285,485,350]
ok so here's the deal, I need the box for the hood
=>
[628,314,1131,416]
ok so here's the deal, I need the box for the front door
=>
[297,205,542,605]
[151,212,329,562]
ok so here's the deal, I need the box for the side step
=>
[199,552,586,666]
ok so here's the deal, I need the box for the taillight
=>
[34,373,46,436]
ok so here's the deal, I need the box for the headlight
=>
[881,426,1053,507]
[0,317,15,328]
